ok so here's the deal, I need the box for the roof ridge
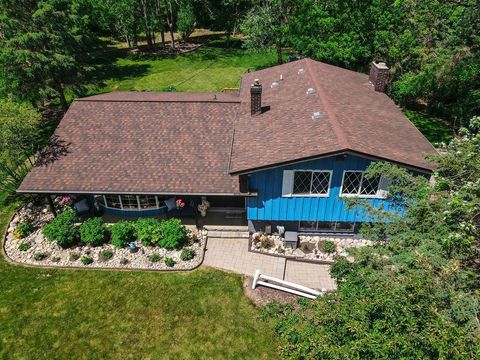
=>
[304,59,350,149]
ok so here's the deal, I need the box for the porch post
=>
[47,194,57,218]
[194,198,199,229]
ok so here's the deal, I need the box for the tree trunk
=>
[160,31,165,48]
[126,35,131,48]
[55,83,68,113]
[276,44,283,65]
[169,28,175,49]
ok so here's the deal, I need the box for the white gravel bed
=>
[3,203,206,271]
[250,232,373,262]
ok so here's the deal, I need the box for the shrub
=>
[18,242,31,251]
[148,252,162,262]
[69,252,80,261]
[13,221,35,239]
[110,221,136,248]
[164,257,175,267]
[80,217,107,246]
[135,218,163,246]
[51,256,61,263]
[100,250,113,260]
[120,257,129,265]
[33,252,47,261]
[323,240,336,253]
[180,248,195,261]
[42,209,79,248]
[80,255,93,265]
[158,218,187,249]
[260,235,273,249]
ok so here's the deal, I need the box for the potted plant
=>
[175,199,185,210]
[197,199,210,217]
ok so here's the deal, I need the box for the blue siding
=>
[247,154,400,222]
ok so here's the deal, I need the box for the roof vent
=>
[298,68,305,75]
[271,81,279,89]
[312,111,323,119]
[280,74,284,81]
[306,87,316,94]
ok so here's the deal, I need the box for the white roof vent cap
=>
[298,68,305,75]
[271,81,279,89]
[306,87,316,94]
[312,111,323,119]
[280,74,284,81]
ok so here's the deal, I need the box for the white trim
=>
[339,170,384,199]
[230,150,433,176]
[290,170,332,197]
[97,194,166,211]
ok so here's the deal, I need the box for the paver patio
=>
[203,237,336,291]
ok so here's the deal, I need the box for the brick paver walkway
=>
[203,237,336,290]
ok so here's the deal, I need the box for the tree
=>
[0,0,97,112]
[264,116,480,358]
[207,0,251,45]
[241,0,291,64]
[177,0,196,41]
[0,99,43,196]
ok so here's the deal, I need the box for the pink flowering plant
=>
[59,195,73,207]
[175,199,185,210]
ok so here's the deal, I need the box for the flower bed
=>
[250,232,373,262]
[4,201,206,271]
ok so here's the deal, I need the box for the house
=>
[18,58,436,234]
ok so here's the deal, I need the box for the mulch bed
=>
[243,276,300,307]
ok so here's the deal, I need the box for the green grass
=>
[0,196,277,359]
[404,110,454,144]
[88,37,281,94]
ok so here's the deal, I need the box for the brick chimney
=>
[250,79,262,115]
[369,61,389,92]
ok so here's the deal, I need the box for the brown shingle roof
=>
[18,94,241,194]
[19,59,436,195]
[229,58,436,173]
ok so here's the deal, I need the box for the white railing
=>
[252,270,324,300]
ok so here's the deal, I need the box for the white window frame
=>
[287,170,332,197]
[339,170,385,199]
[98,195,166,211]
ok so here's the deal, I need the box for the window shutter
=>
[378,175,389,199]
[281,170,294,197]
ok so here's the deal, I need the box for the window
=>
[139,195,157,209]
[283,170,331,197]
[96,195,170,211]
[340,171,386,198]
[299,221,355,233]
[120,195,138,209]
[104,195,122,209]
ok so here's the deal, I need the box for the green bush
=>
[110,221,136,248]
[135,218,162,246]
[120,257,129,265]
[80,217,107,246]
[100,250,113,260]
[18,242,31,251]
[13,221,35,239]
[80,255,93,265]
[158,218,187,249]
[322,240,336,253]
[164,257,175,267]
[148,252,161,262]
[180,248,195,261]
[33,252,47,261]
[43,209,79,248]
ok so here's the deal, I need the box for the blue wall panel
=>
[247,154,402,222]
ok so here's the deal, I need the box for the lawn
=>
[89,37,281,94]
[0,193,277,359]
